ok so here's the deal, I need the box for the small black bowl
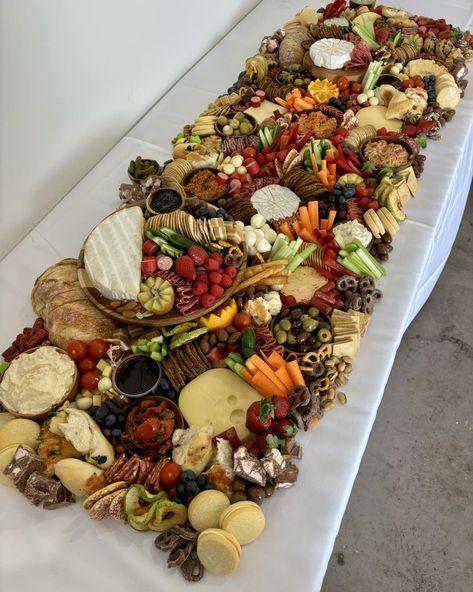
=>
[112,354,162,399]
[375,74,402,90]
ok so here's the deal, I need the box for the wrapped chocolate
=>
[233,446,266,486]
[23,472,75,509]
[3,445,45,492]
[262,449,286,480]
[273,456,299,489]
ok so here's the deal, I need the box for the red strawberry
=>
[224,266,237,278]
[209,252,224,266]
[368,200,380,211]
[204,258,220,271]
[193,281,208,296]
[272,396,290,419]
[209,271,223,285]
[196,270,208,284]
[175,255,196,281]
[199,293,216,308]
[220,274,233,288]
[188,245,208,266]
[271,419,297,439]
[246,398,274,434]
[210,284,224,298]
[254,432,281,450]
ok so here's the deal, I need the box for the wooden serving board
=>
[303,52,366,83]
[77,210,247,328]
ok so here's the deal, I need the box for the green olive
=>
[217,115,228,126]
[317,328,332,343]
[286,332,297,346]
[276,330,288,345]
[273,323,281,334]
[231,119,240,129]
[279,319,292,332]
[294,78,304,87]
[302,318,319,332]
[300,314,310,322]
[234,112,245,122]
[308,307,320,318]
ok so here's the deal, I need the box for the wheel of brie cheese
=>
[309,39,354,70]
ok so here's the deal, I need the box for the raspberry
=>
[209,252,224,266]
[204,258,220,271]
[220,274,233,288]
[209,272,223,285]
[175,255,196,281]
[199,293,216,308]
[210,284,224,298]
[368,200,380,211]
[188,246,208,266]
[358,197,371,210]
[193,281,208,296]
[196,270,209,284]
[224,266,237,278]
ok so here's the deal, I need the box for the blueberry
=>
[205,483,216,490]
[338,196,346,204]
[105,414,117,427]
[333,188,341,196]
[207,210,216,219]
[117,414,125,425]
[181,470,196,483]
[185,481,200,496]
[160,377,170,392]
[165,390,177,402]
[111,428,122,439]
[217,208,225,215]
[334,183,341,190]
[89,405,99,418]
[344,187,356,199]
[171,496,183,504]
[177,483,186,497]
[196,474,207,489]
[95,405,109,422]
[224,214,233,221]
[199,207,207,216]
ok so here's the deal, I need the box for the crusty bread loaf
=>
[31,259,116,349]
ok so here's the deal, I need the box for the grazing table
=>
[1,1,472,591]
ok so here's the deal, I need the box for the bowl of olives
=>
[275,63,312,88]
[216,112,258,138]
[271,303,333,357]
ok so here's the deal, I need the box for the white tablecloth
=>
[1,1,473,591]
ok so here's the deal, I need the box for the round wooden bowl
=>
[0,346,79,421]
[302,51,366,83]
[120,395,184,460]
[359,135,416,172]
[128,158,160,184]
[77,210,247,328]
[146,187,185,216]
[215,112,259,139]
[182,167,229,203]
[270,304,334,359]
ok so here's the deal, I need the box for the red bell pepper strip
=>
[312,264,339,281]
[279,130,291,151]
[323,256,359,278]
[318,281,336,293]
[336,158,363,175]
[348,151,363,168]
[289,123,299,145]
[270,129,283,151]
[313,290,337,305]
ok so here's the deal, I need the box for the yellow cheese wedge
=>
[356,105,402,132]
[179,369,261,440]
[244,100,286,125]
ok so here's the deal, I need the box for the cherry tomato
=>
[134,417,161,441]
[88,339,109,359]
[159,462,182,487]
[401,79,415,90]
[337,76,349,91]
[67,339,88,360]
[233,312,252,331]
[78,356,97,374]
[350,82,362,94]
[80,370,100,391]
[412,76,425,89]
[242,147,257,159]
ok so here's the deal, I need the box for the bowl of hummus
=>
[0,346,79,421]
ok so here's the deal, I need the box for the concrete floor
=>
[322,189,473,592]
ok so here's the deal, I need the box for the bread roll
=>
[54,458,105,497]
[31,259,116,350]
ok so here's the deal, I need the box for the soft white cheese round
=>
[309,39,354,70]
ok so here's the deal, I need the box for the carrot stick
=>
[317,170,329,188]
[286,360,305,387]
[250,370,287,398]
[275,366,294,390]
[246,355,288,394]
[327,209,337,230]
[308,200,319,230]
[293,220,303,236]
[310,153,319,173]
[297,228,316,243]
[279,221,294,240]
[321,159,328,173]
[299,206,312,233]
[240,368,254,383]
[267,351,286,371]
[320,219,328,230]
[329,163,337,179]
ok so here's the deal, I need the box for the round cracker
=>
[83,480,128,509]
[363,211,380,239]
[380,207,400,232]
[377,209,397,236]
[219,501,266,545]
[197,528,241,575]
[188,490,231,532]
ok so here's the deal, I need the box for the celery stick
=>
[286,244,316,272]
[271,234,289,257]
[272,244,292,261]
[288,237,303,260]
[340,256,362,275]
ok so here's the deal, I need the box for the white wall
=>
[0,0,259,259]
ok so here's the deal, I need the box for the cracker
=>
[219,501,265,545]
[197,528,241,575]
[188,490,231,533]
